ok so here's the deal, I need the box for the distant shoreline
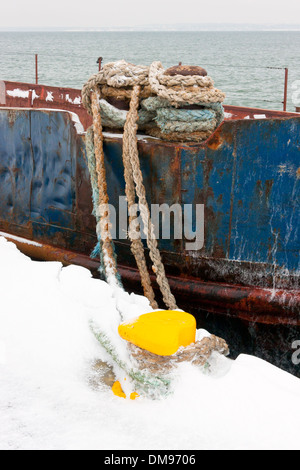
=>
[1,24,300,32]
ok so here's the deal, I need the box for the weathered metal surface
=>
[0,105,299,295]
[0,80,92,130]
[222,104,299,121]
[0,103,299,376]
[1,232,298,326]
[1,81,299,130]
[0,109,78,249]
[165,65,208,76]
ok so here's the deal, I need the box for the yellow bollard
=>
[118,310,196,356]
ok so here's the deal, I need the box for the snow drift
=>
[0,236,299,450]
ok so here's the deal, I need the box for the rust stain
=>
[297,168,300,180]
[2,232,299,324]
[170,152,181,176]
[207,132,224,150]
[255,180,263,199]
[207,126,234,150]
[7,109,18,127]
[265,179,274,201]
[165,65,207,77]
[217,194,223,204]
[222,129,234,146]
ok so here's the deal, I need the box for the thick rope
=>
[82,60,225,114]
[122,106,158,310]
[146,127,212,142]
[90,89,170,309]
[83,63,230,391]
[100,84,152,101]
[85,87,174,309]
[98,98,155,129]
[85,127,123,286]
[123,85,178,310]
[82,61,225,143]
[82,60,151,114]
[128,334,230,375]
[148,61,226,107]
[82,60,226,308]
[91,91,120,288]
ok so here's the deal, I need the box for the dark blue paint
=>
[230,119,299,272]
[30,111,76,229]
[0,110,32,225]
[0,108,299,287]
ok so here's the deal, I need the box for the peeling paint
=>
[278,163,297,177]
[7,88,29,99]
[66,94,81,105]
[7,88,40,104]
[46,91,54,102]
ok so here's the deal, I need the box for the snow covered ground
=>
[0,236,299,450]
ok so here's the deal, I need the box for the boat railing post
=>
[97,57,103,72]
[35,54,38,85]
[283,67,288,111]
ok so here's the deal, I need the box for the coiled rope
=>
[82,60,225,142]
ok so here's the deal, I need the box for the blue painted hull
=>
[0,106,299,375]
[0,108,298,286]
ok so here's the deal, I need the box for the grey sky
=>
[1,0,299,28]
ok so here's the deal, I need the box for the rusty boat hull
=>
[0,80,299,376]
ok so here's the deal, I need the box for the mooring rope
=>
[148,61,226,107]
[90,90,120,288]
[83,62,230,397]
[82,60,225,309]
[121,89,158,310]
[123,85,177,310]
[82,60,225,142]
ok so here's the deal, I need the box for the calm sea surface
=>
[0,31,300,111]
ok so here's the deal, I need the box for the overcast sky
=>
[1,0,299,28]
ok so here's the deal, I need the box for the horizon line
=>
[1,22,300,32]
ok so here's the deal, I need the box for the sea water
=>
[0,30,300,111]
